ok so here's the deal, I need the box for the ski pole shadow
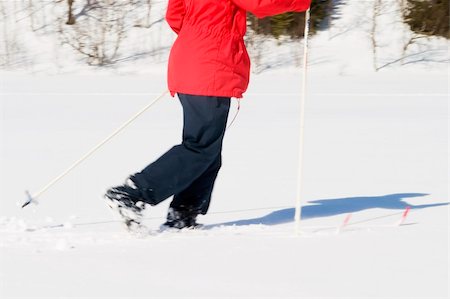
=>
[205,193,448,228]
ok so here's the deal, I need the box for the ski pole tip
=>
[22,191,37,208]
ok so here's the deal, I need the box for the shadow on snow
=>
[206,193,448,228]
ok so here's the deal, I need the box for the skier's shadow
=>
[206,193,448,228]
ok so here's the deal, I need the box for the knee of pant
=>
[183,139,221,155]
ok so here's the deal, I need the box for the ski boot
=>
[104,177,146,231]
[161,207,202,230]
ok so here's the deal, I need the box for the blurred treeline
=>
[249,0,449,39]
[247,0,336,39]
[404,0,449,38]
[0,0,448,68]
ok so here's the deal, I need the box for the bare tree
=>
[66,0,76,25]
[59,0,140,65]
[245,18,264,74]
[0,1,10,67]
[134,0,152,28]
[0,0,24,68]
[371,0,381,71]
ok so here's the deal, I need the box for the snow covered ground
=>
[0,0,449,298]
[1,69,448,298]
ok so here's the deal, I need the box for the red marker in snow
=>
[336,213,352,234]
[396,206,411,226]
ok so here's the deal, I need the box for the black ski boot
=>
[104,177,146,229]
[161,207,202,230]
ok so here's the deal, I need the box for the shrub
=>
[404,0,449,38]
[247,0,338,39]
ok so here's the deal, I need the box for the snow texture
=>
[0,0,448,298]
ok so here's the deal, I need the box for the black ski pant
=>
[132,93,230,214]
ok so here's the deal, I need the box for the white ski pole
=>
[22,90,169,208]
[294,8,311,235]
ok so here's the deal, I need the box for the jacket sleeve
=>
[165,0,186,34]
[231,0,311,19]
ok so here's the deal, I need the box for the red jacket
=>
[165,0,311,98]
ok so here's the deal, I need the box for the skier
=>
[105,0,312,229]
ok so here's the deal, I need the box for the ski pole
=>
[22,90,169,208]
[294,8,311,235]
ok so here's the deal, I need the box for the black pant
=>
[132,93,230,214]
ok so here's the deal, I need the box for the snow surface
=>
[0,0,449,298]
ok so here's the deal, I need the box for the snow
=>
[1,69,447,298]
[0,0,449,298]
